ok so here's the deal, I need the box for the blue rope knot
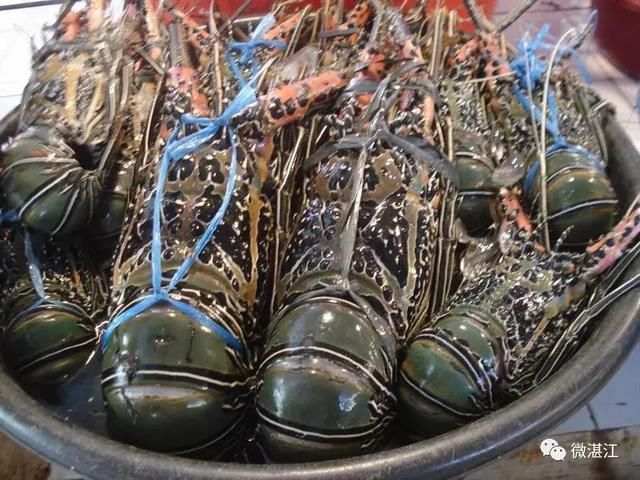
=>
[226,14,287,87]
[101,80,261,353]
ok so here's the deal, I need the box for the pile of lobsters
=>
[0,0,639,463]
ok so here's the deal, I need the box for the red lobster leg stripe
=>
[585,208,640,279]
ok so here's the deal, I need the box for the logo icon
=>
[540,438,559,456]
[550,445,567,461]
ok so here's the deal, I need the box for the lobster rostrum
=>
[0,0,131,237]
[253,34,455,459]
[399,187,640,437]
[101,5,354,457]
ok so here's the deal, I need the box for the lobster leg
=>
[583,207,640,280]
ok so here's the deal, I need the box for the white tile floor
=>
[0,0,637,477]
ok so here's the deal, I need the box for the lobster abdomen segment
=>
[256,300,395,462]
[102,302,249,457]
[525,149,618,247]
[1,126,101,236]
[399,310,504,436]
[4,307,96,385]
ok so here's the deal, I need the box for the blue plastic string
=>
[0,211,88,319]
[511,24,604,197]
[225,14,287,87]
[0,209,18,226]
[101,78,261,352]
[19,230,90,320]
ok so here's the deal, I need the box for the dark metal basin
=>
[0,106,639,480]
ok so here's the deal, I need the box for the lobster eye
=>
[69,142,97,171]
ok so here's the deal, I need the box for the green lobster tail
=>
[102,302,249,459]
[255,301,396,462]
[526,149,618,247]
[90,148,138,258]
[399,311,501,437]
[456,154,497,237]
[0,125,101,236]
[2,305,96,385]
[90,189,128,258]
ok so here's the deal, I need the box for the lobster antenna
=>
[167,22,183,68]
[463,0,538,32]
[522,33,542,155]
[223,0,253,30]
[538,27,578,252]
[462,0,494,32]
[368,2,385,47]
[208,0,224,115]
[558,10,597,62]
[568,10,596,51]
[272,0,303,19]
[496,0,538,32]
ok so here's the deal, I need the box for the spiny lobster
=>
[0,0,130,237]
[443,0,539,237]
[101,4,354,457]
[90,0,167,258]
[506,19,617,249]
[399,187,640,437]
[253,2,456,461]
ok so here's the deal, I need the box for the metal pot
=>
[0,107,638,479]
